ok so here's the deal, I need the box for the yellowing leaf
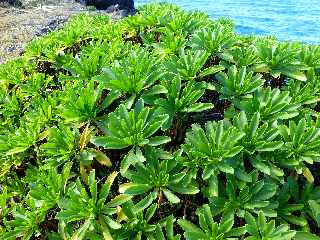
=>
[79,124,93,150]
[95,150,112,167]
[116,206,127,222]
[80,165,90,184]
[303,167,314,183]
[37,129,49,142]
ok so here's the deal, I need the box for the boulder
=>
[79,0,134,11]
[0,0,22,7]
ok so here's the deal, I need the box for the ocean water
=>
[135,0,320,44]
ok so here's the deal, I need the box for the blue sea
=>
[135,0,320,44]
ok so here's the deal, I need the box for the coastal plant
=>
[91,99,170,150]
[1,2,320,239]
[300,45,320,70]
[20,73,52,99]
[152,215,182,240]
[57,40,118,81]
[220,45,260,67]
[231,87,301,122]
[210,173,278,218]
[178,204,246,240]
[28,162,72,211]
[119,146,199,204]
[286,69,320,105]
[96,48,166,105]
[166,48,224,81]
[182,120,245,182]
[278,119,320,175]
[253,42,308,81]
[152,31,187,59]
[233,111,283,154]
[155,77,214,129]
[0,57,31,86]
[215,65,265,99]
[59,81,100,125]
[276,176,320,227]
[2,121,41,156]
[0,92,23,132]
[39,125,79,167]
[190,26,236,56]
[57,171,131,239]
[244,211,296,240]
[114,200,158,239]
[2,200,46,240]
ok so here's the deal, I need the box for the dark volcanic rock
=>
[80,0,134,10]
[36,16,69,36]
[0,0,22,7]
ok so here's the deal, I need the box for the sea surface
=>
[135,0,320,44]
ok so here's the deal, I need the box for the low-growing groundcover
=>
[0,2,320,239]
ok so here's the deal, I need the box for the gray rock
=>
[79,0,134,11]
[36,16,69,36]
[0,0,22,7]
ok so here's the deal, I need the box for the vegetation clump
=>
[0,3,320,239]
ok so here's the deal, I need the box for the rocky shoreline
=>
[0,0,133,64]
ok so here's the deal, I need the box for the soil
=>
[262,72,287,88]
[0,1,85,63]
[0,1,132,64]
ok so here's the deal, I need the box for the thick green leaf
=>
[162,189,180,204]
[119,183,153,195]
[294,232,320,240]
[309,200,320,227]
[148,136,171,146]
[178,219,207,239]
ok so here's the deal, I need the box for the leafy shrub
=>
[0,2,320,240]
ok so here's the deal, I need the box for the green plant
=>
[2,199,47,240]
[286,69,320,105]
[190,25,236,56]
[119,146,199,204]
[91,99,170,149]
[57,170,131,239]
[253,42,308,81]
[39,124,112,174]
[115,199,159,239]
[182,120,245,186]
[230,87,301,122]
[276,176,320,228]
[220,45,260,67]
[59,81,100,125]
[20,73,52,99]
[210,173,278,218]
[2,121,41,156]
[58,41,116,81]
[28,162,72,210]
[215,65,264,99]
[233,111,283,154]
[0,57,31,86]
[166,48,224,81]
[155,77,214,129]
[178,204,246,239]
[244,211,296,240]
[1,2,320,239]
[0,92,22,132]
[153,215,182,240]
[300,45,320,70]
[152,31,187,59]
[278,119,320,174]
[39,125,79,167]
[96,48,166,105]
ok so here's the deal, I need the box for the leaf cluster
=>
[0,2,320,240]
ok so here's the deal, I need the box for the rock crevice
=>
[78,0,134,11]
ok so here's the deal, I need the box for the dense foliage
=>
[0,3,320,239]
